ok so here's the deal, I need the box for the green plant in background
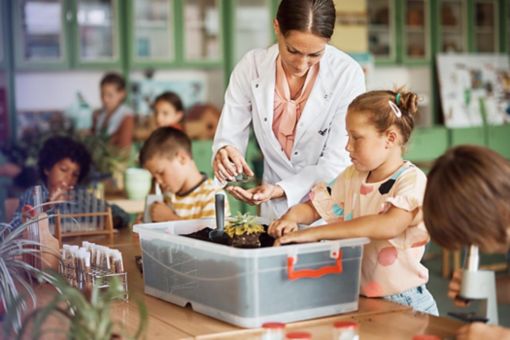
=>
[0,219,57,332]
[225,212,264,238]
[5,275,147,340]
[80,134,133,176]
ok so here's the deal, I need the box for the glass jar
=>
[262,322,285,340]
[333,321,359,340]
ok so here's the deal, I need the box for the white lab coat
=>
[213,44,366,220]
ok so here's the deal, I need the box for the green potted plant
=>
[4,274,147,340]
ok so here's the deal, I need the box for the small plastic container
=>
[412,335,441,340]
[285,331,312,339]
[262,322,285,340]
[333,321,359,340]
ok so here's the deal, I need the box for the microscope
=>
[449,245,499,325]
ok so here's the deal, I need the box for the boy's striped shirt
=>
[165,177,230,219]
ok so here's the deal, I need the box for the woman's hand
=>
[449,269,470,307]
[213,145,254,182]
[268,218,298,238]
[227,183,284,205]
[150,202,177,222]
[457,322,510,340]
[274,229,318,246]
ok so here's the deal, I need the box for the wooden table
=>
[5,230,464,339]
[106,193,145,214]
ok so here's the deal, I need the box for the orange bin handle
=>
[287,250,343,281]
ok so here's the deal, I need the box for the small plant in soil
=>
[224,213,265,248]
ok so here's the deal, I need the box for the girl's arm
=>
[114,115,135,149]
[268,201,321,238]
[277,206,415,244]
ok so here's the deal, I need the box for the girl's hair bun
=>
[397,91,419,116]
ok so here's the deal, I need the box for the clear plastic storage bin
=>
[134,218,368,328]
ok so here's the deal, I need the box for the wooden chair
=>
[442,249,508,278]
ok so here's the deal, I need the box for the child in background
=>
[9,136,91,229]
[133,91,184,141]
[269,90,438,315]
[139,127,229,221]
[423,145,510,339]
[153,91,184,130]
[92,72,134,150]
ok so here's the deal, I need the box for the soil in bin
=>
[182,225,277,248]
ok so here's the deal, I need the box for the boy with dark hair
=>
[140,127,229,221]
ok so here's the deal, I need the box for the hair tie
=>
[395,93,401,105]
[388,101,402,118]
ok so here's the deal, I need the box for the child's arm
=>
[456,323,510,340]
[276,206,415,245]
[497,275,510,304]
[150,201,179,222]
[115,116,135,149]
[268,201,321,238]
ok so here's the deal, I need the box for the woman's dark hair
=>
[153,91,184,112]
[38,136,92,184]
[276,0,336,38]
[100,72,126,91]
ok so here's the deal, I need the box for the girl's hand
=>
[213,145,254,182]
[457,322,510,340]
[268,219,298,238]
[449,269,470,307]
[150,202,177,222]
[274,229,317,246]
[227,183,284,205]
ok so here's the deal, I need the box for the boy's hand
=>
[457,322,510,340]
[150,202,177,222]
[48,181,73,202]
[449,269,470,307]
[213,145,253,182]
[133,213,143,224]
[274,229,317,247]
[268,219,298,238]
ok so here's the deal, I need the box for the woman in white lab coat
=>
[213,0,365,220]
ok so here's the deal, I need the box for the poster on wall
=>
[437,54,510,128]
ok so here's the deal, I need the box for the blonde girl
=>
[269,90,438,315]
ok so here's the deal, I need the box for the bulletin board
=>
[437,53,510,128]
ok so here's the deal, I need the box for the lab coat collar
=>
[250,44,336,161]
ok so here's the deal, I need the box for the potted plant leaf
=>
[224,213,265,248]
[4,274,147,340]
[0,218,57,331]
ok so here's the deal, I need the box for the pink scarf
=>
[273,56,319,159]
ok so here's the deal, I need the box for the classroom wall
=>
[15,69,225,112]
